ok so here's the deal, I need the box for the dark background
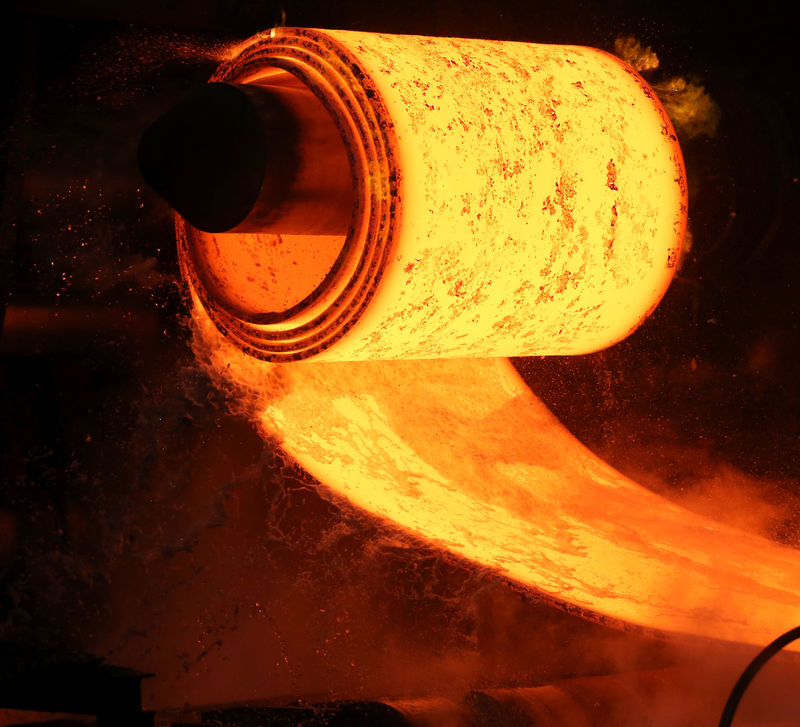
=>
[0,0,798,713]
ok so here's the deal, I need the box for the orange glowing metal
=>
[192,310,800,649]
[180,27,686,361]
[179,28,800,649]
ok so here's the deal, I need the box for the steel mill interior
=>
[1,1,799,726]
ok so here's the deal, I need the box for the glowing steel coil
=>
[179,28,800,649]
[180,27,686,361]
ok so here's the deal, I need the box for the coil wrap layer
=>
[179,28,686,361]
[193,308,800,649]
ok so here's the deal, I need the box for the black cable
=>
[718,625,800,727]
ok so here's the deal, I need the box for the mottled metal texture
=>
[323,30,686,360]
[194,308,800,649]
[178,27,686,361]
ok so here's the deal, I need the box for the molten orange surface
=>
[189,231,347,317]
[192,303,800,648]
[181,28,686,361]
[324,30,686,360]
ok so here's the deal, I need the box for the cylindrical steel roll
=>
[179,27,687,362]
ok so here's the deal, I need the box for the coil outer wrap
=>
[180,28,686,361]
